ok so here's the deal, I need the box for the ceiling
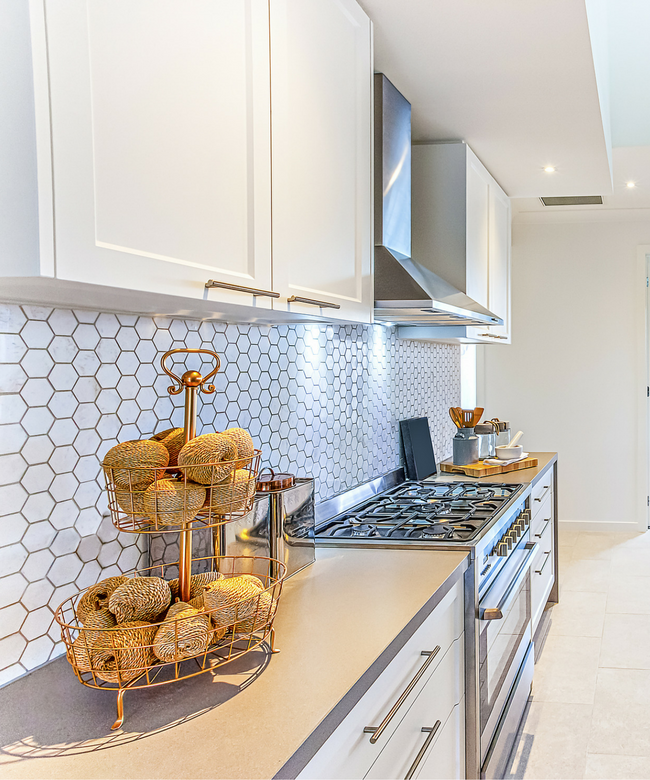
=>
[357,0,650,214]
[357,0,613,199]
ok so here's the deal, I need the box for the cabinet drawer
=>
[365,639,464,779]
[530,493,553,544]
[414,704,464,780]
[298,580,463,780]
[531,541,554,633]
[531,474,553,508]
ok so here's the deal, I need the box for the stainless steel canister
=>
[474,424,496,459]
[452,428,479,465]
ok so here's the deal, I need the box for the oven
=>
[477,538,537,779]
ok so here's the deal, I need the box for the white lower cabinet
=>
[298,580,464,780]
[530,477,555,635]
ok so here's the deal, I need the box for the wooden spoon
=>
[449,407,463,428]
[471,407,484,427]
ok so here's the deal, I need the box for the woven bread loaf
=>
[108,577,171,623]
[77,576,129,624]
[203,576,266,629]
[103,440,169,489]
[168,571,223,601]
[70,610,117,672]
[239,574,265,590]
[150,427,185,468]
[222,428,255,469]
[177,433,237,485]
[142,478,206,527]
[153,602,213,662]
[232,592,276,634]
[204,469,256,515]
[92,621,157,684]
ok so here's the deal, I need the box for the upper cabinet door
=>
[465,153,490,309]
[269,0,373,323]
[44,0,273,308]
[486,185,511,342]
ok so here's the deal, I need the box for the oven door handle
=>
[480,542,538,620]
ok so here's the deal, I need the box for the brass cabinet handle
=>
[287,295,341,309]
[205,280,280,298]
[478,333,508,339]
[363,647,441,744]
[404,721,442,779]
[535,550,552,575]
[534,518,552,539]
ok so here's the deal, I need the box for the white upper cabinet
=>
[44,0,274,310]
[269,0,373,323]
[2,0,373,323]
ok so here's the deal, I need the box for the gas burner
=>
[316,480,524,544]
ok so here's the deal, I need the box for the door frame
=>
[637,246,650,530]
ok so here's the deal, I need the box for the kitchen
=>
[0,1,648,779]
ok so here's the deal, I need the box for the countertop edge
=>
[273,553,469,780]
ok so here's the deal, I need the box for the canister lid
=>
[489,419,510,432]
[474,424,494,435]
[256,468,295,492]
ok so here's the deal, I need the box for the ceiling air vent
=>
[540,196,603,206]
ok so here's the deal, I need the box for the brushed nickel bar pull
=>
[363,647,441,744]
[478,333,508,339]
[205,280,280,298]
[404,721,442,779]
[287,295,341,309]
[534,518,552,539]
[535,550,552,575]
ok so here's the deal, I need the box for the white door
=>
[44,0,274,309]
[269,0,373,323]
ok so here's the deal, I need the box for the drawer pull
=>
[287,295,341,310]
[404,721,442,779]
[363,647,441,744]
[535,550,552,575]
[478,333,508,340]
[534,519,552,538]
[205,280,280,298]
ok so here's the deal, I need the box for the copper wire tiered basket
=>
[55,555,285,729]
[54,348,286,730]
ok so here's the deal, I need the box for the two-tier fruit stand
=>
[55,348,285,729]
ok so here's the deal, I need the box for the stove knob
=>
[497,540,509,556]
[521,510,531,527]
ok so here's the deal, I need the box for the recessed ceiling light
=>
[626,181,636,188]
[544,166,556,173]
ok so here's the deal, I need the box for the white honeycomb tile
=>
[48,309,77,336]
[72,377,100,404]
[75,559,101,589]
[21,464,55,494]
[72,324,99,351]
[0,333,27,364]
[0,633,27,670]
[51,528,81,556]
[0,364,28,394]
[96,338,120,363]
[20,634,54,670]
[73,351,100,377]
[0,484,28,516]
[0,305,27,334]
[47,554,83,586]
[50,473,79,503]
[19,605,53,641]
[21,520,56,552]
[21,579,55,611]
[95,312,120,338]
[21,407,54,436]
[0,454,28,486]
[48,364,78,393]
[0,572,28,609]
[49,500,78,530]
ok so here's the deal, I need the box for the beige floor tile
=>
[560,559,611,593]
[600,613,650,669]
[547,591,606,638]
[510,701,591,779]
[616,531,650,550]
[557,529,579,547]
[607,575,650,614]
[532,634,600,705]
[558,545,574,568]
[589,668,650,755]
[571,533,621,562]
[584,753,650,779]
[611,548,650,578]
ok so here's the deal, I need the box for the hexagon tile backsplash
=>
[0,302,460,685]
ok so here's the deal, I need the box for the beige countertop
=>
[0,547,468,780]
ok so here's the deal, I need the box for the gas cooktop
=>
[315,481,523,543]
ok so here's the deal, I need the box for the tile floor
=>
[509,528,650,780]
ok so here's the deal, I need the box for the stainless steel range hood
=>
[373,75,502,327]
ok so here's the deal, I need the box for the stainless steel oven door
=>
[478,541,537,765]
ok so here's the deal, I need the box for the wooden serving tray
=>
[439,456,539,478]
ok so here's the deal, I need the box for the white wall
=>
[479,213,650,531]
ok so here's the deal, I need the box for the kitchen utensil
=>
[495,444,523,460]
[509,430,524,447]
[459,407,483,427]
[439,455,538,477]
[449,407,463,429]
[474,424,496,459]
[471,407,484,427]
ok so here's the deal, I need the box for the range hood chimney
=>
[373,74,502,327]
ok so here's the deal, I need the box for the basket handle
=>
[160,348,221,396]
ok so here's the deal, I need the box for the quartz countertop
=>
[0,547,468,780]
